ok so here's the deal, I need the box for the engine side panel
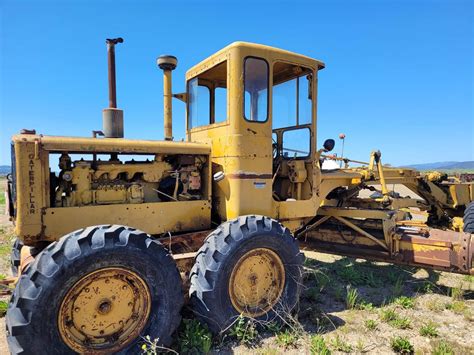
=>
[43,200,211,241]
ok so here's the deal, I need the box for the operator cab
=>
[185,42,325,222]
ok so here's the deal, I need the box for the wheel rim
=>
[229,248,285,317]
[58,267,151,353]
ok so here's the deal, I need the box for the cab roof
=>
[186,41,325,80]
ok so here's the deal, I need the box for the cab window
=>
[188,61,227,129]
[272,62,313,158]
[244,57,269,122]
[273,62,312,128]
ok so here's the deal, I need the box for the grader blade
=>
[300,221,473,275]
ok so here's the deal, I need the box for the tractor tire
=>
[189,215,304,333]
[463,202,474,233]
[6,225,183,354]
[10,238,23,276]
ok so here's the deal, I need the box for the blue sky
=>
[0,0,472,166]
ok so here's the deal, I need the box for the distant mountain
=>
[0,166,11,176]
[405,161,474,171]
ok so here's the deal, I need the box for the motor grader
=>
[4,39,473,354]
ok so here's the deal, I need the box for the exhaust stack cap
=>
[157,55,177,71]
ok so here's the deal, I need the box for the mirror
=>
[323,139,335,152]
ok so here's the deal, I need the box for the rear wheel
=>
[10,238,22,276]
[189,215,304,333]
[464,202,474,233]
[6,225,183,354]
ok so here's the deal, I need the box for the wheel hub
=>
[229,248,285,317]
[58,267,151,353]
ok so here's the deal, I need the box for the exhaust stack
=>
[103,38,124,138]
[157,55,177,141]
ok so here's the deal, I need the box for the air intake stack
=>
[157,55,177,141]
[103,37,124,138]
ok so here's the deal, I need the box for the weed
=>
[346,286,359,310]
[364,270,379,287]
[386,269,400,284]
[445,301,467,314]
[419,321,439,338]
[393,296,415,309]
[418,281,434,294]
[449,286,464,301]
[0,300,8,317]
[314,270,330,291]
[380,308,411,329]
[333,286,345,302]
[275,329,299,349]
[265,321,282,334]
[390,336,414,354]
[364,319,377,331]
[306,286,320,302]
[390,317,411,330]
[330,334,352,353]
[229,315,258,346]
[463,275,474,283]
[310,335,331,355]
[432,340,454,355]
[357,301,375,311]
[380,308,397,322]
[355,338,366,353]
[426,298,444,312]
[177,319,212,354]
[336,264,363,285]
[309,313,334,333]
[392,277,404,297]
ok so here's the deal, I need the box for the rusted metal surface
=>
[158,229,211,254]
[398,228,473,274]
[302,223,473,275]
[58,267,151,353]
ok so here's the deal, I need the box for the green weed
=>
[357,300,375,311]
[310,335,331,355]
[364,319,377,331]
[380,308,397,322]
[432,340,454,355]
[177,319,212,354]
[275,329,299,349]
[390,317,412,330]
[0,300,8,317]
[445,300,467,314]
[306,286,320,302]
[392,277,404,297]
[393,296,415,309]
[419,321,439,338]
[390,336,414,354]
[229,315,258,346]
[329,334,352,353]
[449,287,464,301]
[345,286,359,310]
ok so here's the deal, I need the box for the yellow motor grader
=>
[4,39,473,354]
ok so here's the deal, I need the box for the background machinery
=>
[4,39,473,354]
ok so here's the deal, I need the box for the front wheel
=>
[463,202,474,233]
[189,215,304,333]
[6,225,183,354]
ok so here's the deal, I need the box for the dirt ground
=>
[0,180,472,354]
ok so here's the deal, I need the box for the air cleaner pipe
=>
[157,55,177,141]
